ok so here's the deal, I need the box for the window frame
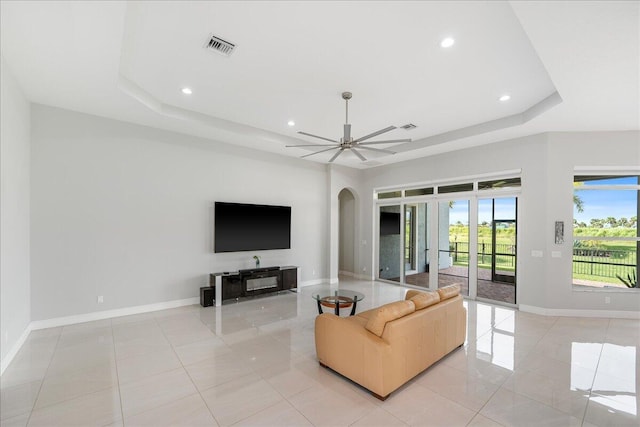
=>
[572,169,639,292]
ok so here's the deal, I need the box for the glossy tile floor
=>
[1,278,639,426]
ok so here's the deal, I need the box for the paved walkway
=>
[402,266,516,304]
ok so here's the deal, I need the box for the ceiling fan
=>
[286,92,412,163]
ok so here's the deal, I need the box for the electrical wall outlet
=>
[97,296,104,304]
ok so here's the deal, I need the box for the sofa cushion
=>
[437,284,461,300]
[355,308,376,322]
[405,290,440,310]
[365,300,415,337]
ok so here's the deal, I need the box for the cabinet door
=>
[281,269,297,290]
[222,276,242,300]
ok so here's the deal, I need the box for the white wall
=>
[361,131,640,313]
[30,105,329,321]
[0,56,31,363]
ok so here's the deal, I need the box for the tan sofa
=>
[314,284,466,400]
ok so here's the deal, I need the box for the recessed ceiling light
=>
[181,87,192,95]
[287,120,295,127]
[440,37,455,48]
[499,94,511,102]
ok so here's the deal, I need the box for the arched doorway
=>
[338,188,356,276]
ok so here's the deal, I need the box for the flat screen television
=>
[214,202,291,253]
[380,211,401,235]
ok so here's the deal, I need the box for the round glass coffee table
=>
[313,290,365,316]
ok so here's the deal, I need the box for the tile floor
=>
[1,278,639,426]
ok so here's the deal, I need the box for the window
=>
[573,175,639,289]
[438,183,473,194]
[405,187,434,197]
[377,190,402,200]
[478,177,521,190]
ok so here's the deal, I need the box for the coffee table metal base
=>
[317,296,358,316]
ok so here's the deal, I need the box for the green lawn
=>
[446,225,637,285]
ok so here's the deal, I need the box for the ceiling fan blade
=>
[328,148,345,163]
[350,147,367,161]
[343,124,351,141]
[300,147,339,159]
[358,138,412,145]
[357,146,396,155]
[353,126,396,143]
[297,131,338,143]
[286,144,338,147]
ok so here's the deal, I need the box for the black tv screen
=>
[214,202,291,253]
[380,211,401,235]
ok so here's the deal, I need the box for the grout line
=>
[23,329,62,427]
[164,306,223,426]
[109,317,126,426]
[580,318,610,426]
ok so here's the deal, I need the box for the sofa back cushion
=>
[365,300,416,337]
[405,290,440,310]
[437,284,461,301]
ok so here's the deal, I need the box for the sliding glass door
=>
[438,199,469,296]
[477,197,517,304]
[375,180,519,306]
[378,205,401,282]
[404,203,430,288]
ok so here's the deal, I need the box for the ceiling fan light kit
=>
[286,92,412,163]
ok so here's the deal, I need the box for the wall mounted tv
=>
[214,202,291,253]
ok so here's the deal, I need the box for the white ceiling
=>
[1,1,638,168]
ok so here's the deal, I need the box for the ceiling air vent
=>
[204,34,235,56]
[400,123,417,130]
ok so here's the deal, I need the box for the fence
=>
[445,243,636,279]
[445,242,516,268]
[573,248,636,278]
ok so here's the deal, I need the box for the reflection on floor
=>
[1,278,637,426]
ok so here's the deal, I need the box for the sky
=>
[574,176,638,223]
[448,198,516,225]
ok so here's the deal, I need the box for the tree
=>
[573,194,584,213]
[573,182,584,213]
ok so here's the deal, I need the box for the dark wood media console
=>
[208,266,298,306]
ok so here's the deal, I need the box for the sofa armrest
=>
[315,313,391,395]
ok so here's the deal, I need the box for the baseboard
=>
[1,325,33,375]
[338,270,356,277]
[299,278,329,287]
[29,297,200,331]
[519,304,640,319]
